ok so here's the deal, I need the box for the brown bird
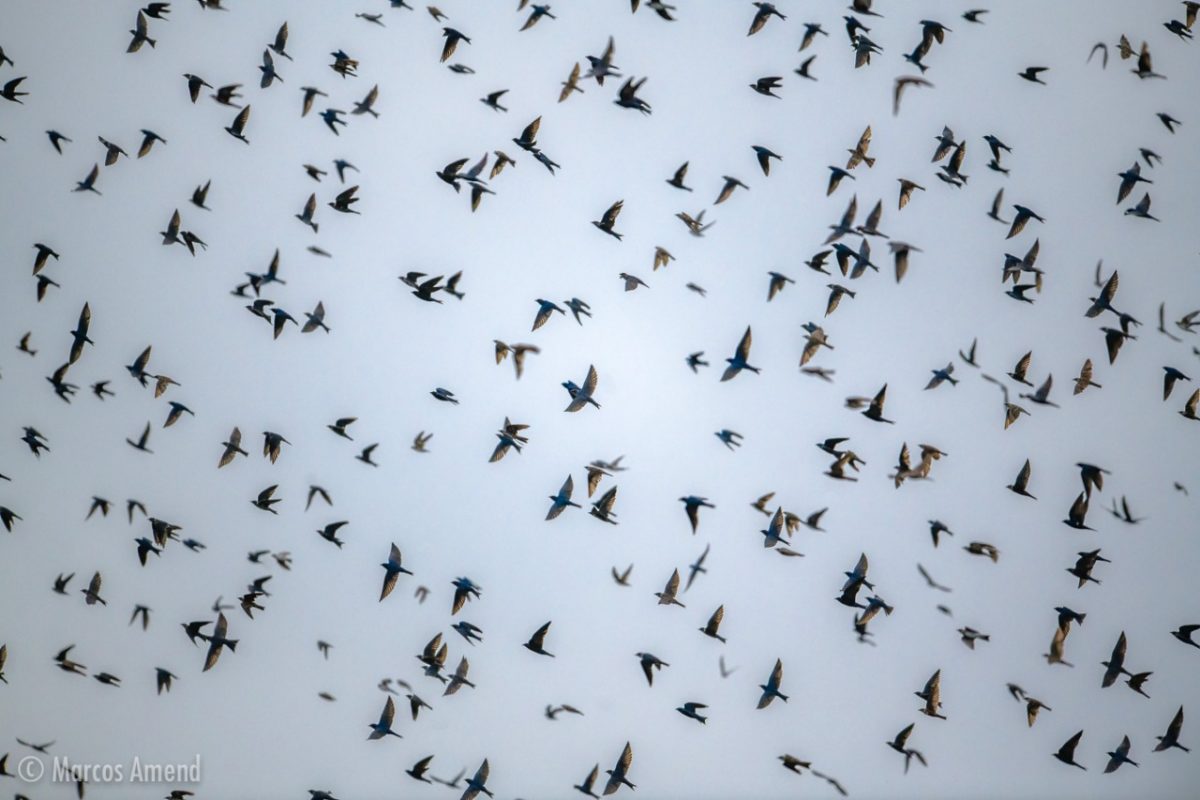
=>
[1073,359,1101,394]
[654,569,685,607]
[699,605,726,643]
[916,669,946,719]
[715,175,749,205]
[559,62,584,102]
[1181,388,1199,421]
[894,76,933,115]
[218,427,248,467]
[964,542,999,562]
[1004,402,1029,429]
[1044,623,1073,667]
[897,178,925,209]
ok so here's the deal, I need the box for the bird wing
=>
[1017,459,1032,489]
[1074,360,1093,394]
[868,384,887,416]
[736,326,753,360]
[582,364,599,396]
[1100,271,1119,304]
[1059,730,1083,760]
[232,105,251,133]
[1167,707,1184,739]
[559,63,581,102]
[601,36,616,63]
[442,157,469,177]
[708,605,724,630]
[597,486,617,514]
[923,669,940,699]
[602,200,623,228]
[529,621,551,649]
[587,467,605,497]
[520,116,541,144]
[768,507,784,538]
[616,742,632,774]
[1035,374,1053,401]
[381,696,395,726]
[1013,351,1032,379]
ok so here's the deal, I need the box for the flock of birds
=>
[1,1,1199,799]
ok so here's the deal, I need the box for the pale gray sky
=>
[1,1,1199,799]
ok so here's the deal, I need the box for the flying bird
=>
[721,326,759,381]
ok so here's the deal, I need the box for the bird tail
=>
[226,639,239,652]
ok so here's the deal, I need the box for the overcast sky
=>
[1,1,1199,799]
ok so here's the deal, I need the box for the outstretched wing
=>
[582,365,599,396]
